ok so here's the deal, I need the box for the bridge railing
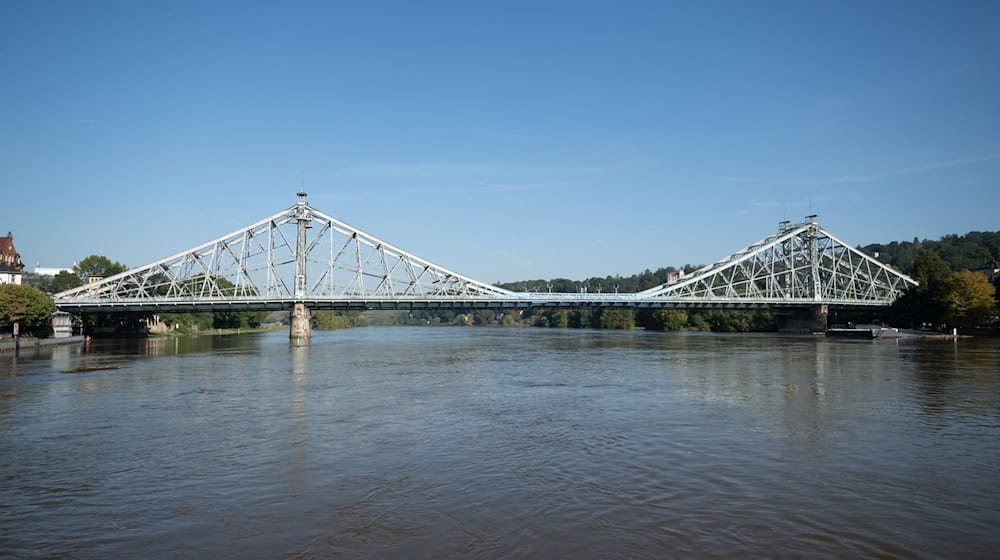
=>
[54,291,900,314]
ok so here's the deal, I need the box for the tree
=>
[74,255,127,282]
[212,311,243,329]
[894,248,952,327]
[942,270,997,330]
[651,309,688,331]
[473,310,497,326]
[51,270,83,293]
[569,308,594,329]
[21,272,53,293]
[0,284,56,331]
[312,311,351,330]
[688,313,711,331]
[598,308,635,329]
[159,312,213,332]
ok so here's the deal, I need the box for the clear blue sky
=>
[2,0,998,283]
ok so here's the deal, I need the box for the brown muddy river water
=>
[1,328,998,558]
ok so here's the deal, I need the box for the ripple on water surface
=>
[1,329,999,558]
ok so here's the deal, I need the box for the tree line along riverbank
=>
[3,230,997,337]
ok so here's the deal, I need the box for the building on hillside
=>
[0,232,25,285]
[975,260,1000,283]
[34,263,75,277]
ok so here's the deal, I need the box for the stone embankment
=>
[0,335,85,353]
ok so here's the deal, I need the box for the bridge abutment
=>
[776,305,828,333]
[290,303,311,345]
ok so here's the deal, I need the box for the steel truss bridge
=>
[53,193,916,314]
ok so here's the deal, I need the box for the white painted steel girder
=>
[55,198,515,307]
[53,202,916,311]
[639,219,917,306]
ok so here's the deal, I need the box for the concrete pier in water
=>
[290,303,311,344]
[776,305,829,333]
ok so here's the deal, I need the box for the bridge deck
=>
[55,294,889,313]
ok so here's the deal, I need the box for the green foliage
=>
[570,308,594,329]
[0,284,56,330]
[52,270,83,293]
[352,313,370,327]
[74,255,127,282]
[474,310,497,326]
[497,265,703,295]
[21,272,53,293]
[312,310,376,330]
[22,270,82,295]
[212,310,264,329]
[700,309,775,332]
[313,311,352,330]
[891,248,952,327]
[598,308,635,329]
[864,231,1000,274]
[159,312,214,333]
[688,313,711,331]
[653,309,689,331]
[212,311,241,329]
[550,309,569,328]
[942,270,997,330]
[635,307,772,332]
[913,248,952,325]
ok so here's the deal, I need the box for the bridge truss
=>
[54,196,916,313]
[638,220,917,307]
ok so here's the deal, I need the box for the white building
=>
[34,263,75,276]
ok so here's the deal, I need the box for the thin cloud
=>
[338,159,635,195]
[343,161,615,180]
[734,193,862,217]
[878,153,1000,178]
[724,152,1000,187]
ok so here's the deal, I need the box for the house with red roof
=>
[1,232,25,285]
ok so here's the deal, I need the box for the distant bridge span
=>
[54,193,917,334]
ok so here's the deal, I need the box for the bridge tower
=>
[775,216,829,332]
[792,215,829,332]
[290,190,311,344]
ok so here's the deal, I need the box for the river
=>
[1,328,998,559]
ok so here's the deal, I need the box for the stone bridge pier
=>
[290,303,311,345]
[775,305,828,333]
[290,191,312,346]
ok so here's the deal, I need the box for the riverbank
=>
[0,335,85,353]
[153,325,285,338]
